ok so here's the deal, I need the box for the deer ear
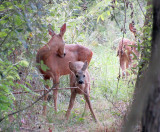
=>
[59,23,66,37]
[69,61,76,73]
[48,24,55,36]
[81,61,88,71]
[129,23,136,33]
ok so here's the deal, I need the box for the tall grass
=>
[89,45,135,101]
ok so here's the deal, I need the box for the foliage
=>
[0,0,47,110]
[0,0,151,131]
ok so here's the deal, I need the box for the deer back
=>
[37,44,93,79]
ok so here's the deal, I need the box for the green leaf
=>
[107,10,110,16]
[0,20,8,24]
[97,15,101,23]
[15,15,22,26]
[25,82,32,87]
[40,61,50,71]
[19,84,33,93]
[16,29,23,32]
[0,5,5,11]
[19,60,29,67]
[0,32,7,37]
[6,76,14,81]
[100,15,104,21]
[78,117,84,122]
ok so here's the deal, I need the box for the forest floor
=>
[19,95,129,132]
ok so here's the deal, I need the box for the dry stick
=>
[20,127,36,131]
[12,87,78,95]
[0,84,60,123]
[112,10,120,29]
[76,86,96,99]
[136,0,145,18]
[105,95,124,115]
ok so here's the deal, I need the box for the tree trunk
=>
[122,0,160,131]
[142,1,160,131]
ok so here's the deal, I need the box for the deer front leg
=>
[65,91,77,120]
[53,77,60,113]
[43,77,50,116]
[84,92,97,122]
[82,102,89,117]
[126,59,130,77]
[82,88,90,117]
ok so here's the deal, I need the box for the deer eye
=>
[76,75,78,78]
[83,75,85,77]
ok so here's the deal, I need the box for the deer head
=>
[129,22,137,38]
[48,23,66,58]
[69,61,88,85]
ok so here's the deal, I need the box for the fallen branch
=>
[12,87,78,95]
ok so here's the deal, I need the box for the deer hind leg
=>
[65,91,77,120]
[120,57,126,78]
[53,77,60,113]
[43,76,50,116]
[84,92,97,122]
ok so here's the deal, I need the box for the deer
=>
[36,23,93,115]
[65,61,97,122]
[117,22,139,78]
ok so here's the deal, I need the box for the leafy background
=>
[0,0,151,131]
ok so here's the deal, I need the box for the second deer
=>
[117,22,139,77]
[65,61,98,122]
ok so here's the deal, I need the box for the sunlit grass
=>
[90,45,135,101]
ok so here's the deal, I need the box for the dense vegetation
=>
[0,0,152,131]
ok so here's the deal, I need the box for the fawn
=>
[65,61,97,122]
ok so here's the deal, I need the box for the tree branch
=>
[0,23,25,47]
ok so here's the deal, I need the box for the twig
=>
[12,87,78,94]
[112,11,120,29]
[0,23,25,47]
[136,0,145,17]
[20,127,37,131]
[76,86,96,100]
[105,95,124,115]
